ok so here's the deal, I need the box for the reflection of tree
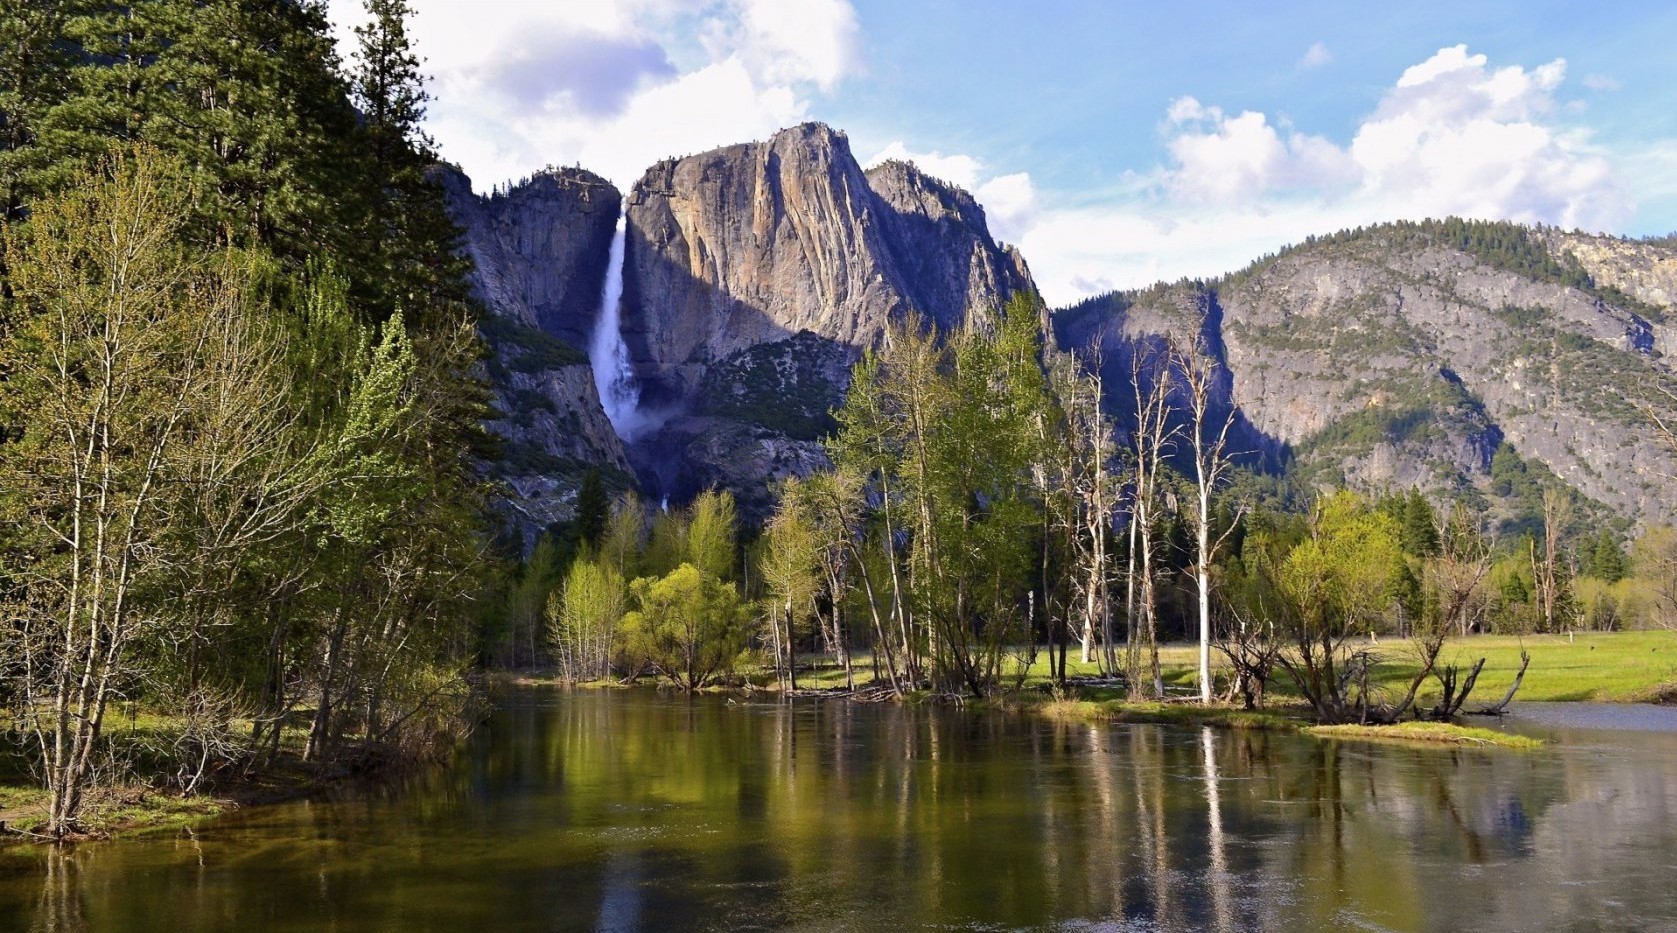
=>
[1201,728,1236,933]
[31,852,86,933]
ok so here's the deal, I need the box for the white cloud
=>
[325,0,860,191]
[1583,73,1622,92]
[1298,42,1332,70]
[865,141,983,189]
[1009,45,1634,303]
[974,172,1039,245]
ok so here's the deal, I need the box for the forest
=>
[0,0,494,838]
[539,295,1677,721]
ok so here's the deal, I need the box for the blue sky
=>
[326,0,1677,304]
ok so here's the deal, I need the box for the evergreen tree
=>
[575,469,609,549]
[1587,530,1627,583]
[1401,488,1440,557]
[348,0,471,324]
[0,0,83,222]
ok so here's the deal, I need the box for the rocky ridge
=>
[1056,224,1677,529]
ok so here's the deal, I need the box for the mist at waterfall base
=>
[589,219,657,442]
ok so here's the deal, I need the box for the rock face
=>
[615,123,1035,516]
[1056,225,1677,528]
[444,165,621,348]
[1543,230,1677,358]
[620,123,1034,407]
[437,164,631,545]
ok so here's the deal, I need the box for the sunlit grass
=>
[1308,721,1545,750]
[764,631,1677,705]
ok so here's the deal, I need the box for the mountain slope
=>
[1056,220,1677,530]
[618,122,1036,512]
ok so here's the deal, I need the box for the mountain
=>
[619,122,1034,514]
[445,123,1675,541]
[445,123,1036,532]
[437,165,631,542]
[1055,219,1677,534]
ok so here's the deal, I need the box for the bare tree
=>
[1175,338,1243,705]
[1048,353,1118,674]
[1531,489,1574,633]
[1387,506,1494,721]
[1126,345,1179,699]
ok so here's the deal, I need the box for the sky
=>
[325,0,1677,306]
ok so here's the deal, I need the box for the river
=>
[3,690,1676,931]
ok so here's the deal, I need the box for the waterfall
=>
[590,217,644,440]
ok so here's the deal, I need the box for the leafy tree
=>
[547,557,624,683]
[685,489,738,583]
[758,481,823,689]
[619,564,750,691]
[1272,492,1406,722]
[0,149,269,835]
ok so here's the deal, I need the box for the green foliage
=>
[481,314,588,373]
[547,556,624,683]
[0,0,499,821]
[686,489,740,583]
[1279,492,1407,640]
[696,331,847,440]
[1586,530,1628,584]
[619,564,750,690]
[1486,441,1612,543]
[575,470,609,549]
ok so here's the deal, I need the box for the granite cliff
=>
[617,123,1036,513]
[437,165,631,543]
[444,126,1675,538]
[1056,221,1677,531]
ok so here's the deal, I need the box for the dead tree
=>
[1175,338,1243,705]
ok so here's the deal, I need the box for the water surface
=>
[4,690,1676,932]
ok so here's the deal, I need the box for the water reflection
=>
[3,691,1677,931]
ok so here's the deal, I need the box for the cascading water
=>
[590,217,644,439]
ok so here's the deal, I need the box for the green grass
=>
[744,631,1677,708]
[1307,721,1544,750]
[1351,632,1677,704]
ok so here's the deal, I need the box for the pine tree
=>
[1402,488,1440,557]
[1588,530,1627,583]
[0,0,84,222]
[575,469,609,549]
[348,0,472,324]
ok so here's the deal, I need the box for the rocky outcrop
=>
[438,164,630,546]
[1544,231,1677,313]
[1542,230,1677,359]
[1056,227,1677,528]
[620,123,1034,406]
[442,165,621,348]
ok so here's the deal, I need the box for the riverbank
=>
[720,631,1677,705]
[0,706,467,844]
